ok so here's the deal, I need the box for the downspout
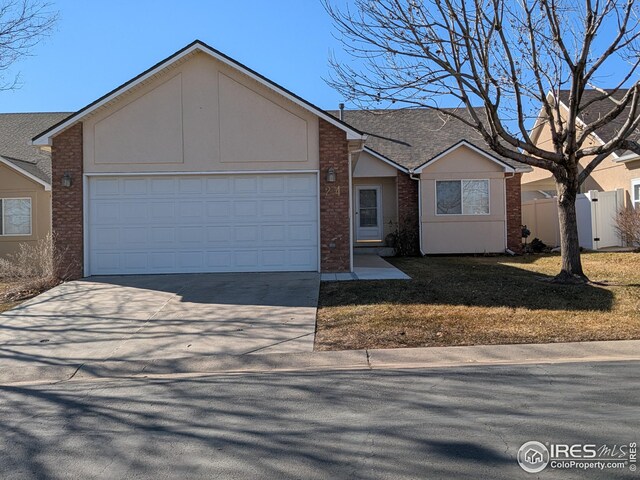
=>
[348,145,364,272]
[409,170,425,255]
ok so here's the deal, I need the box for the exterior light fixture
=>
[61,172,72,187]
[326,166,336,183]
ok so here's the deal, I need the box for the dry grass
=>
[315,252,640,351]
[0,233,61,311]
[0,280,20,313]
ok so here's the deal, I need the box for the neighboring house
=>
[0,113,70,257]
[523,89,640,207]
[31,40,529,278]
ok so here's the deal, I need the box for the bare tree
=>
[0,0,57,91]
[324,0,640,283]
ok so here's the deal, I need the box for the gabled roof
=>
[413,140,516,173]
[362,146,409,173]
[0,112,71,186]
[330,108,531,172]
[32,40,365,145]
[556,89,640,157]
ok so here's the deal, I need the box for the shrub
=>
[615,208,640,248]
[529,237,547,253]
[388,219,420,256]
[0,233,61,301]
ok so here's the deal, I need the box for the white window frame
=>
[435,179,491,216]
[632,178,640,209]
[0,197,33,236]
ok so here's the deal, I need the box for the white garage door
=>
[88,173,318,275]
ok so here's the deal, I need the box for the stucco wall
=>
[83,51,319,173]
[524,111,640,206]
[419,145,507,254]
[0,163,51,257]
[353,151,397,177]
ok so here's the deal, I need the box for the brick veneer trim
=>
[51,123,84,279]
[397,171,420,255]
[319,119,351,272]
[506,173,523,253]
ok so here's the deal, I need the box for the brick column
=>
[506,172,523,253]
[319,119,350,272]
[397,171,420,255]
[51,123,84,279]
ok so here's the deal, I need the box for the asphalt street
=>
[1,361,638,479]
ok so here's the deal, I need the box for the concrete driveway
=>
[0,272,320,369]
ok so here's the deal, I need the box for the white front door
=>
[355,185,383,241]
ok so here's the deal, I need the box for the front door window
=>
[356,186,382,241]
[359,189,378,227]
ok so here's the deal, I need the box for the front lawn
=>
[315,252,640,350]
[0,280,20,313]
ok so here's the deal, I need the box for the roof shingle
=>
[0,112,71,184]
[329,108,530,171]
[557,89,639,156]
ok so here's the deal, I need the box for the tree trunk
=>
[554,181,589,283]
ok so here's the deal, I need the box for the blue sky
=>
[1,0,347,113]
[1,1,633,117]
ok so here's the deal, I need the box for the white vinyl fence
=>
[522,189,624,250]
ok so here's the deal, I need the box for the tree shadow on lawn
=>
[321,256,615,312]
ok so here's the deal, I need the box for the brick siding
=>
[506,172,523,253]
[318,119,351,272]
[397,171,420,254]
[51,123,84,279]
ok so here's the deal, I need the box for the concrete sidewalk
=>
[2,339,640,385]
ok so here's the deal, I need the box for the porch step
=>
[353,246,396,257]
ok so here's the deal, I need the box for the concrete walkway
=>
[0,272,320,372]
[321,255,410,281]
[3,339,639,385]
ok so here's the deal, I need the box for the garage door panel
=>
[122,203,148,221]
[207,251,233,268]
[233,177,258,194]
[260,175,285,194]
[176,251,203,269]
[122,178,148,195]
[288,199,316,218]
[262,225,286,242]
[178,178,203,193]
[88,173,318,274]
[177,227,203,244]
[150,177,175,194]
[93,178,120,196]
[287,175,317,194]
[150,203,174,220]
[120,226,147,245]
[289,248,317,267]
[206,226,231,243]
[206,177,231,194]
[206,201,231,218]
[234,201,258,217]
[261,200,285,216]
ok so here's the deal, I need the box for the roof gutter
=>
[614,152,640,163]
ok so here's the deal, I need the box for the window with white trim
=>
[436,180,490,215]
[0,198,32,235]
[633,179,640,209]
